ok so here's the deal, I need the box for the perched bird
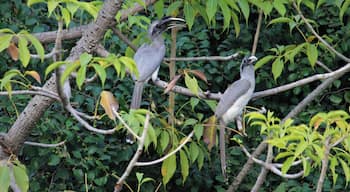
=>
[215,55,257,178]
[126,16,185,144]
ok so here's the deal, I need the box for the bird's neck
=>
[240,65,255,81]
[149,35,164,45]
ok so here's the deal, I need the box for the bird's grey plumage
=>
[127,17,185,144]
[215,55,257,178]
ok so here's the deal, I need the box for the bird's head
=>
[148,16,185,38]
[240,55,257,72]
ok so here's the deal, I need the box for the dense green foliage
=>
[1,0,350,191]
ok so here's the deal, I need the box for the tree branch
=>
[24,141,65,148]
[115,113,151,192]
[316,137,331,192]
[251,10,263,56]
[135,130,194,166]
[251,143,273,192]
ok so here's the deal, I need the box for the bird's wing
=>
[133,43,166,82]
[215,79,251,118]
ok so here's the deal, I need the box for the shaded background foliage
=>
[1,0,350,191]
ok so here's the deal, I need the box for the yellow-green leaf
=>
[0,34,13,53]
[281,156,295,174]
[45,61,67,78]
[24,34,45,62]
[167,1,182,16]
[61,7,71,28]
[184,73,200,96]
[306,43,318,67]
[47,0,59,17]
[339,158,350,183]
[203,115,216,151]
[206,0,217,23]
[0,166,10,192]
[238,0,249,23]
[161,154,176,185]
[180,149,189,183]
[232,12,240,37]
[92,64,106,87]
[60,62,80,85]
[218,0,231,30]
[18,37,30,67]
[184,1,195,30]
[271,57,283,80]
[13,164,29,192]
[189,142,199,163]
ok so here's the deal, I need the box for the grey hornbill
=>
[126,16,185,143]
[215,55,257,178]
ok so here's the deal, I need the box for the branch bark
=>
[316,137,331,192]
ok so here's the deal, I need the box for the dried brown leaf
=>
[203,115,217,151]
[189,70,208,84]
[164,74,182,94]
[100,91,119,120]
[25,70,41,84]
[7,43,19,61]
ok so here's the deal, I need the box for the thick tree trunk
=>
[0,0,123,159]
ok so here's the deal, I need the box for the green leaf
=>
[189,142,199,163]
[238,0,249,23]
[45,61,67,78]
[60,62,80,85]
[302,157,311,176]
[13,164,29,192]
[18,37,31,67]
[339,158,350,183]
[154,0,164,18]
[161,154,176,185]
[136,172,143,183]
[306,43,318,67]
[0,166,10,192]
[206,0,217,23]
[184,73,200,96]
[329,95,342,104]
[24,33,45,61]
[76,64,86,90]
[184,118,198,127]
[166,1,182,16]
[281,156,295,174]
[80,53,93,66]
[48,155,61,166]
[218,0,231,30]
[204,99,217,112]
[232,12,240,37]
[294,140,308,157]
[273,1,286,16]
[254,55,275,69]
[67,2,79,16]
[47,0,59,17]
[271,57,284,80]
[194,124,204,140]
[92,64,107,87]
[119,56,137,77]
[0,69,22,91]
[184,1,195,30]
[330,157,339,184]
[160,131,170,152]
[61,7,71,28]
[78,2,99,19]
[268,17,293,26]
[180,150,189,183]
[0,34,13,52]
[27,0,45,6]
[197,148,204,170]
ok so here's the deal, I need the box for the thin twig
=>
[115,113,151,192]
[30,49,64,59]
[316,60,332,72]
[164,53,240,62]
[168,27,178,126]
[316,137,331,192]
[251,143,273,192]
[0,90,60,100]
[112,27,138,51]
[114,110,141,141]
[24,141,65,148]
[251,10,263,56]
[293,1,350,63]
[135,130,194,166]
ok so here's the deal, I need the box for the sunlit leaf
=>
[238,0,249,23]
[184,1,195,30]
[206,0,217,23]
[25,70,41,84]
[100,91,119,120]
[271,57,283,80]
[45,61,67,78]
[203,115,216,151]
[184,73,200,96]
[18,37,30,67]
[306,43,318,67]
[161,154,176,185]
[180,149,189,183]
[154,0,164,18]
[92,64,106,87]
[0,166,10,192]
[0,34,13,53]
[24,33,45,61]
[339,158,350,183]
[281,156,295,174]
[13,164,29,192]
[254,55,275,69]
[47,0,59,17]
[166,1,182,16]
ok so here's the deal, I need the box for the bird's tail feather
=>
[130,82,144,109]
[127,82,144,144]
[219,119,227,180]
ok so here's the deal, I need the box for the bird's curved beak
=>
[247,56,258,64]
[160,17,186,30]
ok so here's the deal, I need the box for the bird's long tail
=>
[126,81,144,144]
[130,81,144,109]
[219,119,227,180]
